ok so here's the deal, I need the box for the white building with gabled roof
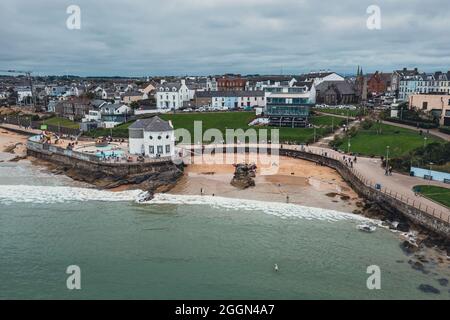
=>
[128,116,175,158]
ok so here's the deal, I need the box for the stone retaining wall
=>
[194,146,450,239]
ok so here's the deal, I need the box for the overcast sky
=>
[0,0,449,76]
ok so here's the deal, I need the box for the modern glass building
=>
[265,86,314,127]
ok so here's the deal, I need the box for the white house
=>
[299,72,345,86]
[156,79,193,110]
[99,103,133,128]
[16,86,33,103]
[82,110,102,123]
[128,116,175,158]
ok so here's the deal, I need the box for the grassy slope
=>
[340,123,442,157]
[414,185,450,208]
[92,112,342,144]
[313,108,364,117]
[43,117,80,129]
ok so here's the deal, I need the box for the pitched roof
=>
[128,116,173,132]
[195,90,264,98]
[316,80,356,95]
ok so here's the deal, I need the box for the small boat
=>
[357,223,377,233]
[274,264,279,272]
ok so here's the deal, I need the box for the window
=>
[448,99,450,106]
[149,146,154,154]
[157,145,163,154]
[165,145,171,153]
[158,136,162,140]
[166,135,169,139]
[422,102,428,110]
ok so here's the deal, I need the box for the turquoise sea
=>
[0,161,449,299]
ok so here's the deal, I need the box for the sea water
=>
[0,161,449,299]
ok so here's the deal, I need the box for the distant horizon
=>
[1,67,449,79]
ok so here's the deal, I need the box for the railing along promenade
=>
[182,143,450,235]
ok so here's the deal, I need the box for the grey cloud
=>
[0,0,449,76]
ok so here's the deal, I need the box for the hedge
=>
[386,117,438,129]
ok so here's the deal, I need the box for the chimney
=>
[181,79,186,86]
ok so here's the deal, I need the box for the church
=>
[128,116,175,158]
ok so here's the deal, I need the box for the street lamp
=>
[429,162,433,182]
[385,145,390,175]
[347,137,351,154]
[424,136,428,148]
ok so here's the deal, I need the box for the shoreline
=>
[1,129,449,272]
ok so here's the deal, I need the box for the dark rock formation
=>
[437,278,448,287]
[401,241,420,255]
[230,163,256,189]
[408,260,429,274]
[418,284,440,294]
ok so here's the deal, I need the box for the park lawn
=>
[43,117,80,129]
[340,123,443,157]
[414,185,450,208]
[313,108,365,117]
[92,112,337,144]
[310,115,346,127]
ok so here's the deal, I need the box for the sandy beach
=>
[170,154,363,213]
[0,129,362,212]
[0,129,28,161]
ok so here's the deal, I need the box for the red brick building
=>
[367,71,392,96]
[217,76,246,91]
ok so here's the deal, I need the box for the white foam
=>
[145,193,371,222]
[0,185,372,223]
[0,185,144,205]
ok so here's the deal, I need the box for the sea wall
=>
[194,146,450,239]
[27,138,182,190]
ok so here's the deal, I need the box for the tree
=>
[130,101,140,110]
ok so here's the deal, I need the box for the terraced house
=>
[398,70,450,101]
[156,79,193,110]
[194,91,265,109]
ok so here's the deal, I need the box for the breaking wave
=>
[0,185,144,204]
[145,193,371,222]
[0,185,371,222]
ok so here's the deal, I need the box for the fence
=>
[0,115,80,136]
[184,143,450,229]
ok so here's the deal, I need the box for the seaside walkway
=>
[180,143,450,226]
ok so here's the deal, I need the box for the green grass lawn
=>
[42,117,80,129]
[414,185,450,208]
[310,115,346,127]
[338,123,443,157]
[313,108,366,118]
[88,111,342,144]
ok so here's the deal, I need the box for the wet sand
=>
[170,154,363,213]
[0,129,27,161]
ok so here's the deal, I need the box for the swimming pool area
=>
[75,143,128,159]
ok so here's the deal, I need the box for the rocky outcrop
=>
[418,284,440,294]
[28,148,184,195]
[230,163,256,189]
